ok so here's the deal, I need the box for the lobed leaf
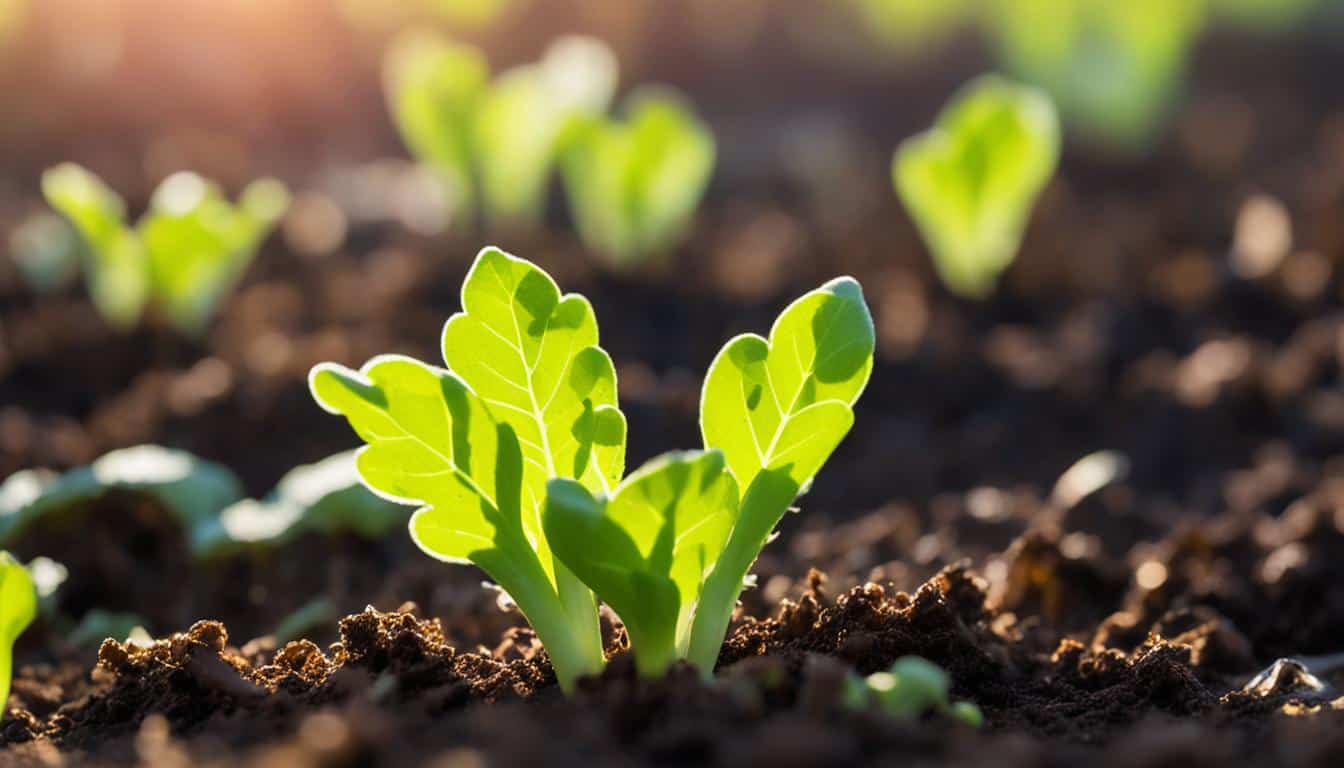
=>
[688,276,874,671]
[545,450,737,676]
[894,74,1059,297]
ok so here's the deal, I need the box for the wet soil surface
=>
[4,8,1344,766]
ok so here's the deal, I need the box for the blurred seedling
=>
[560,89,716,269]
[41,164,290,337]
[843,656,983,727]
[311,246,871,687]
[894,74,1059,298]
[0,552,36,720]
[985,0,1204,151]
[0,446,403,560]
[385,31,617,229]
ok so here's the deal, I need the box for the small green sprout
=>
[311,247,625,690]
[385,32,617,229]
[41,164,290,336]
[686,277,874,671]
[561,89,716,269]
[0,552,36,719]
[893,74,1060,298]
[986,0,1204,151]
[544,451,737,677]
[310,246,871,685]
[845,657,983,727]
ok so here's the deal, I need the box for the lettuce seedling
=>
[544,450,737,677]
[986,0,1204,151]
[310,247,625,690]
[0,552,36,719]
[843,656,984,727]
[385,32,617,228]
[42,164,290,336]
[561,89,716,268]
[893,75,1059,298]
[685,277,874,671]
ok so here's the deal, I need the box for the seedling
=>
[0,552,36,719]
[561,89,716,268]
[986,0,1204,150]
[0,446,400,559]
[311,247,872,685]
[385,32,617,228]
[850,0,971,55]
[843,656,983,727]
[42,164,290,336]
[311,247,626,690]
[894,74,1059,298]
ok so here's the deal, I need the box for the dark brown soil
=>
[5,1,1344,765]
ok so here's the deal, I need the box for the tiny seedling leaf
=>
[894,74,1060,298]
[562,88,716,268]
[686,277,874,672]
[544,450,737,677]
[0,552,36,719]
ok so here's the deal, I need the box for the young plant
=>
[42,164,290,336]
[686,276,874,671]
[384,32,617,228]
[0,552,36,719]
[310,247,626,691]
[548,276,873,675]
[985,0,1205,151]
[893,74,1059,298]
[842,656,984,727]
[560,89,716,269]
[849,0,971,55]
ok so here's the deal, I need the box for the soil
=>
[4,1,1344,765]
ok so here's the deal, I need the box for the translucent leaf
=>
[545,450,737,676]
[894,74,1059,297]
[0,551,37,719]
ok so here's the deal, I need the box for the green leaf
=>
[140,172,289,336]
[850,0,971,55]
[311,248,625,689]
[545,450,737,677]
[204,450,407,557]
[0,446,246,558]
[384,31,488,220]
[688,277,874,672]
[41,163,149,329]
[561,88,716,267]
[476,37,617,225]
[987,0,1203,151]
[0,552,37,719]
[894,74,1060,297]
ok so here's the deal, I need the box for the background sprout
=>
[561,88,716,269]
[42,164,289,337]
[385,32,618,229]
[985,0,1205,151]
[893,74,1060,298]
[0,552,36,720]
[40,163,150,330]
[849,0,972,55]
[844,657,983,726]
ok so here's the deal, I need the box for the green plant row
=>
[0,447,404,559]
[41,165,289,337]
[311,246,875,689]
